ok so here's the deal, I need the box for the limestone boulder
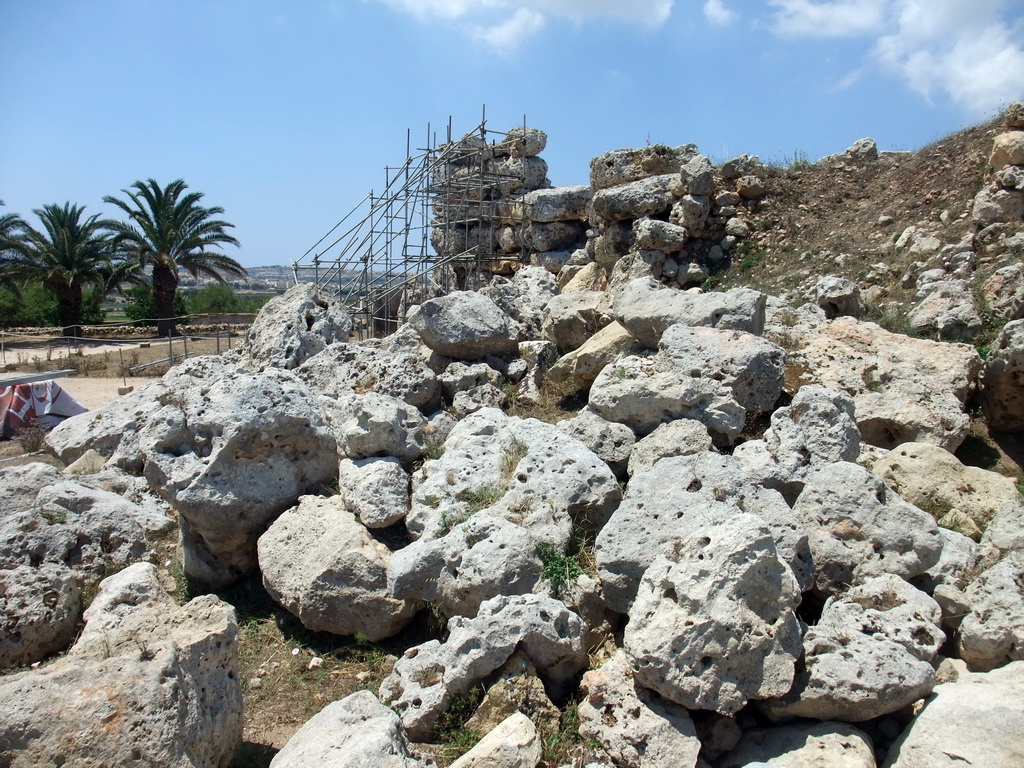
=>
[463,652,560,737]
[982,264,1024,320]
[481,266,558,339]
[45,354,240,466]
[633,217,689,253]
[972,185,1024,225]
[624,513,803,714]
[542,291,614,352]
[260,495,419,640]
[882,662,1024,768]
[296,343,438,409]
[503,126,547,158]
[379,593,587,739]
[625,418,711,477]
[658,323,785,414]
[981,318,1024,432]
[733,385,860,503]
[793,462,943,594]
[388,516,544,619]
[813,276,864,319]
[338,457,409,529]
[523,185,591,223]
[614,278,767,348]
[0,562,79,669]
[330,392,428,465]
[908,279,983,340]
[670,195,712,233]
[242,282,353,370]
[720,722,875,768]
[990,130,1024,167]
[546,321,641,389]
[598,453,812,612]
[787,316,981,451]
[591,174,678,222]
[449,712,542,768]
[561,261,607,293]
[678,153,715,196]
[528,221,584,254]
[980,498,1024,568]
[762,623,937,722]
[578,650,701,768]
[0,574,241,768]
[407,409,620,548]
[556,410,635,480]
[135,368,338,587]
[588,352,745,443]
[270,690,429,768]
[957,552,1024,671]
[590,145,687,191]
[874,442,1019,538]
[410,291,519,359]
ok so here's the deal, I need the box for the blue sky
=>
[3,0,1023,269]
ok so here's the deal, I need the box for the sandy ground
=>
[57,376,153,410]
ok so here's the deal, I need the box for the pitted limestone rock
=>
[379,593,586,739]
[296,343,438,409]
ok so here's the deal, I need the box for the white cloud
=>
[766,0,1024,118]
[364,0,676,54]
[703,0,737,26]
[469,7,546,57]
[767,0,889,38]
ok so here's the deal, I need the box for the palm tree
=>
[104,179,244,336]
[0,201,29,293]
[4,203,116,337]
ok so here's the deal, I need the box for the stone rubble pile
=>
[1,106,1023,768]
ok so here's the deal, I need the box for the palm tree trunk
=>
[56,284,83,339]
[152,262,179,337]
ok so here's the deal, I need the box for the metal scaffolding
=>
[292,111,531,339]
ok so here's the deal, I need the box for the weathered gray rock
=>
[874,442,1019,539]
[720,722,875,768]
[76,562,170,646]
[546,321,641,389]
[762,623,937,722]
[243,282,353,370]
[296,343,438,409]
[614,278,766,348]
[625,418,711,477]
[439,362,504,399]
[982,264,1024,320]
[136,368,338,587]
[588,352,745,442]
[528,221,584,254]
[379,593,586,739]
[722,155,762,180]
[813,276,864,319]
[786,317,981,451]
[590,145,687,191]
[991,130,1024,167]
[481,266,558,339]
[592,174,678,222]
[598,453,812,612]
[908,279,983,340]
[670,195,711,233]
[388,516,544,619]
[524,185,591,223]
[979,498,1024,568]
[502,126,547,158]
[259,495,417,641]
[271,690,429,767]
[882,662,1024,768]
[0,580,241,767]
[735,175,766,200]
[981,319,1024,432]
[556,410,635,480]
[542,292,614,352]
[957,552,1024,671]
[658,323,785,414]
[733,385,860,503]
[451,382,508,417]
[331,392,428,465]
[921,527,978,595]
[578,650,701,768]
[449,712,542,768]
[633,217,689,253]
[678,154,715,196]
[45,354,240,466]
[794,462,943,594]
[0,562,79,669]
[407,409,620,548]
[820,574,945,662]
[624,513,802,713]
[338,457,409,529]
[463,652,560,737]
[972,184,1024,225]
[410,292,519,359]
[514,340,556,406]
